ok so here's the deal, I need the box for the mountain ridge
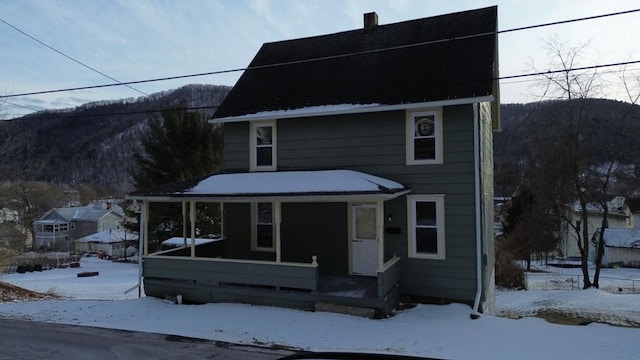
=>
[0,84,231,193]
[2,87,638,195]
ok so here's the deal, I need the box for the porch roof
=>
[127,170,410,202]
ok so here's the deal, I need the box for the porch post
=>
[142,200,149,256]
[377,200,384,272]
[182,202,188,247]
[220,203,224,238]
[190,201,196,258]
[275,201,282,262]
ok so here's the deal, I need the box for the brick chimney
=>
[364,12,378,30]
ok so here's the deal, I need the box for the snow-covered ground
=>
[1,257,640,359]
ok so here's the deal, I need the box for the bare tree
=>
[528,37,640,288]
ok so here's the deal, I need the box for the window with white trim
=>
[407,195,445,259]
[252,202,274,251]
[250,121,276,171]
[406,109,443,165]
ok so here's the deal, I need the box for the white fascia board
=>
[210,96,494,124]
[125,189,411,204]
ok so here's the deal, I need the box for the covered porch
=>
[127,170,410,317]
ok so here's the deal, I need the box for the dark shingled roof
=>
[214,6,498,119]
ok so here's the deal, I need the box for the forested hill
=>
[495,98,640,196]
[0,84,231,193]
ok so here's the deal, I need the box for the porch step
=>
[315,302,375,318]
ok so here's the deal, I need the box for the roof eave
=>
[211,96,494,123]
[126,189,411,203]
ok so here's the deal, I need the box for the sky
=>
[1,256,640,359]
[2,0,640,118]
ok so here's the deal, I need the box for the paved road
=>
[0,319,294,360]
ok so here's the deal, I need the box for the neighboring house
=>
[561,195,634,260]
[128,7,499,316]
[627,197,640,229]
[34,204,124,251]
[591,228,640,268]
[76,229,138,258]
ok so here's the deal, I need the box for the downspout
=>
[471,103,483,319]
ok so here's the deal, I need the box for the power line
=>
[498,8,640,34]
[1,8,639,101]
[1,105,219,122]
[9,58,640,121]
[0,17,149,97]
[500,60,640,80]
[10,59,635,119]
[0,99,41,112]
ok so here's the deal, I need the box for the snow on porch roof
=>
[126,170,411,202]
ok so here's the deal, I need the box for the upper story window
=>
[407,195,446,260]
[250,121,277,171]
[406,109,443,165]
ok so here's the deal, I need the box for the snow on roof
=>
[570,198,628,216]
[76,230,135,243]
[187,170,404,195]
[212,103,382,123]
[162,237,222,246]
[128,170,410,201]
[597,228,640,248]
[39,205,122,223]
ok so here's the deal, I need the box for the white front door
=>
[351,204,378,276]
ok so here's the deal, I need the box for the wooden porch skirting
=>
[144,276,399,318]
[143,255,400,318]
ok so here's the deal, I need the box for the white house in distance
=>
[591,228,640,268]
[561,196,634,260]
[76,229,137,259]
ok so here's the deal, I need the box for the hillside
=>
[2,90,638,195]
[0,84,231,193]
[494,98,640,196]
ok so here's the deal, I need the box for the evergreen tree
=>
[129,106,223,251]
[131,106,222,189]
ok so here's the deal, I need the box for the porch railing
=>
[377,256,400,299]
[144,254,319,292]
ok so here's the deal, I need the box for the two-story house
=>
[128,6,499,317]
[34,203,124,251]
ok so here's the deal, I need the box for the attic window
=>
[406,109,443,165]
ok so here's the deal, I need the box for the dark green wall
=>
[223,202,348,273]
[223,203,274,261]
[281,202,348,276]
[222,104,480,302]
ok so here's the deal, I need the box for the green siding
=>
[221,104,484,303]
[223,203,274,261]
[281,203,348,276]
[223,122,249,170]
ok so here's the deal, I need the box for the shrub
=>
[495,236,525,289]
